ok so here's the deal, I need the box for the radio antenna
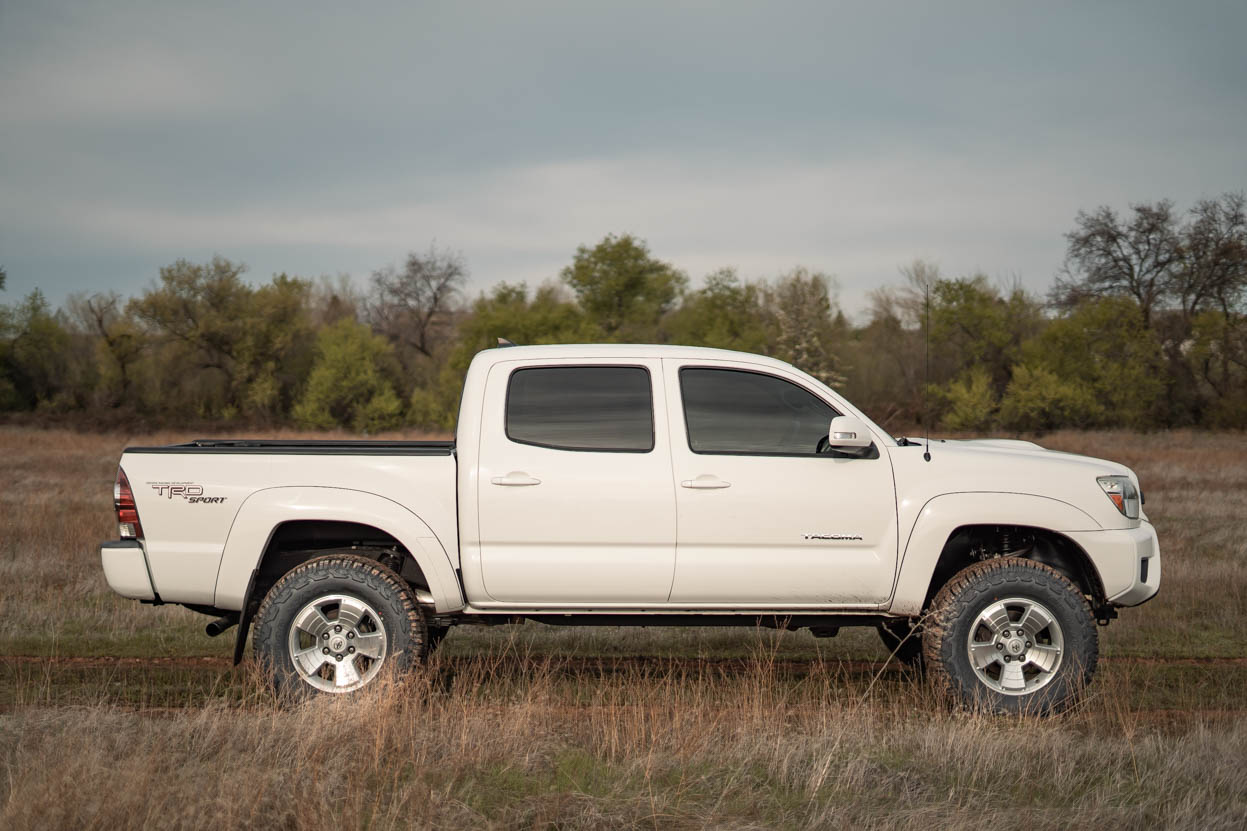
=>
[923,280,932,463]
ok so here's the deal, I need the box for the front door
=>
[476,359,677,603]
[664,361,898,605]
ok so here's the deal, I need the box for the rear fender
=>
[213,486,465,612]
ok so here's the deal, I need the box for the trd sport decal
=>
[149,483,227,504]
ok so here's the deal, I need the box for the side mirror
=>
[828,415,872,449]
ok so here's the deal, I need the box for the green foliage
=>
[561,234,687,339]
[6,211,1242,433]
[1186,310,1247,427]
[0,289,71,409]
[293,319,404,432]
[930,274,1042,392]
[998,365,1102,433]
[128,258,311,420]
[665,268,769,353]
[411,282,597,430]
[1018,297,1164,428]
[940,367,998,432]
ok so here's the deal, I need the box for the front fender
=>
[213,486,466,613]
[889,491,1101,615]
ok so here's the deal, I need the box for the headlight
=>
[1097,475,1140,520]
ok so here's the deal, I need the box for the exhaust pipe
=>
[413,588,435,608]
[206,613,240,637]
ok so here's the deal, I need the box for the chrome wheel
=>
[286,594,388,693]
[966,596,1064,695]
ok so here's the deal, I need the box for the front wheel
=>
[253,554,428,695]
[924,557,1097,715]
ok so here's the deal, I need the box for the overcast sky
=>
[3,0,1245,316]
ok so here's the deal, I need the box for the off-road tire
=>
[876,618,924,667]
[924,557,1097,716]
[253,554,427,696]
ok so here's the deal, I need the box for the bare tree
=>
[1052,201,1182,325]
[368,246,467,358]
[1178,193,1247,319]
[66,291,145,401]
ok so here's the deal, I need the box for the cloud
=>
[2,0,1245,314]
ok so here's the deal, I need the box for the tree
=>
[1053,201,1181,326]
[940,366,998,432]
[0,289,71,409]
[765,268,848,387]
[1019,297,1163,428]
[410,282,597,429]
[930,274,1042,393]
[997,365,1101,433]
[664,268,769,353]
[1175,194,1247,320]
[293,319,404,432]
[67,292,146,404]
[368,245,467,358]
[561,234,687,339]
[129,258,311,419]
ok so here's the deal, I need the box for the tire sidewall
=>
[253,555,426,697]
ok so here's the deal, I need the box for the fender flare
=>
[889,491,1101,615]
[213,486,465,613]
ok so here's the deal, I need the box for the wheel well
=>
[925,524,1106,609]
[252,520,430,600]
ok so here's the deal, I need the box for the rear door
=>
[475,358,677,603]
[663,360,898,605]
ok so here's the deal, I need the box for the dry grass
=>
[1,426,1246,828]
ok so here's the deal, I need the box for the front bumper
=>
[1065,521,1160,607]
[100,540,156,601]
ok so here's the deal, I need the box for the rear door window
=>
[506,366,654,452]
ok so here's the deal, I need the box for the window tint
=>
[680,368,837,455]
[506,366,654,452]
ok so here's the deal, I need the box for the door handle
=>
[681,475,731,490]
[491,471,542,486]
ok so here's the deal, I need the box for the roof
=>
[475,343,795,370]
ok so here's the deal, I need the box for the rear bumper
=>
[100,540,156,601]
[1066,521,1160,607]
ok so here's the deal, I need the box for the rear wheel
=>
[253,554,427,695]
[924,557,1097,715]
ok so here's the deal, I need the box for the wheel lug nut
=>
[995,643,1003,650]
[1026,642,1032,648]
[348,646,355,653]
[322,633,329,640]
[334,654,342,661]
[322,647,329,654]
[1003,655,1011,662]
[347,632,354,639]
[335,625,342,633]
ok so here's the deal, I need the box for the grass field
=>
[2,426,1246,828]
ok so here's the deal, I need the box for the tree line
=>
[1,193,1244,434]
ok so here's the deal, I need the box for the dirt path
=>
[4,654,1245,671]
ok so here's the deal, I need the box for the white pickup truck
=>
[101,344,1159,713]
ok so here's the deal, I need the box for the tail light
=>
[114,468,144,539]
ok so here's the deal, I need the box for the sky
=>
[2,0,1245,317]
